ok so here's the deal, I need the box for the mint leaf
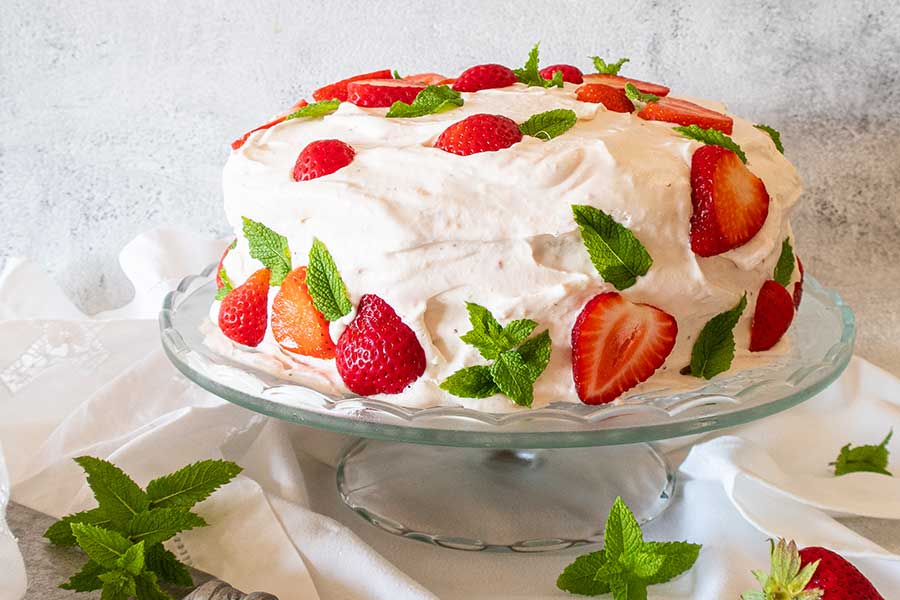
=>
[519,109,577,141]
[127,508,206,546]
[439,366,500,398]
[306,238,353,321]
[490,351,534,407]
[45,508,111,547]
[773,238,795,287]
[215,268,233,300]
[392,70,402,79]
[284,99,340,121]
[116,540,146,576]
[70,523,134,569]
[460,302,506,360]
[674,124,747,163]
[754,123,784,153]
[74,456,149,529]
[145,544,192,587]
[641,541,702,584]
[242,217,292,286]
[135,572,173,600]
[514,43,564,88]
[386,85,463,118]
[604,497,644,558]
[146,459,242,510]
[591,56,629,75]
[98,570,136,600]
[60,560,105,592]
[830,430,893,476]
[572,205,653,290]
[689,294,747,379]
[624,82,659,105]
[517,330,552,380]
[557,550,611,595]
[502,319,538,348]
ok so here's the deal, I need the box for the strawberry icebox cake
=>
[208,45,805,412]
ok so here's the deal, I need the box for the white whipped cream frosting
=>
[213,82,803,411]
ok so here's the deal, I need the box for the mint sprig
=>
[624,82,659,105]
[557,497,701,597]
[675,124,747,163]
[283,99,341,121]
[572,205,653,291]
[242,217,292,286]
[440,303,551,407]
[687,294,747,379]
[518,109,577,141]
[386,85,463,118]
[46,458,242,599]
[754,123,784,154]
[306,238,353,321]
[514,43,564,88]
[830,430,893,476]
[591,56,629,75]
[773,238,795,288]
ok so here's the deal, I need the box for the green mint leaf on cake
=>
[386,85,463,118]
[284,99,341,121]
[517,330,552,381]
[591,56,629,75]
[674,124,747,163]
[754,123,784,153]
[242,216,292,285]
[830,430,893,476]
[624,82,659,105]
[572,205,653,291]
[688,294,747,379]
[773,238,795,287]
[439,365,501,399]
[306,238,353,321]
[514,43,564,88]
[557,497,701,597]
[459,302,506,359]
[392,70,402,79]
[518,109,577,141]
[490,350,535,407]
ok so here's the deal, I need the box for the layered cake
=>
[210,46,804,411]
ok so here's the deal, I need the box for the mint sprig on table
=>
[45,457,242,599]
[624,82,659,105]
[591,56,630,75]
[754,123,785,154]
[306,238,353,321]
[687,294,748,379]
[572,204,653,291]
[675,124,747,163]
[830,429,893,476]
[773,238,795,287]
[519,109,577,141]
[440,303,551,407]
[557,497,701,597]
[514,43,564,88]
[386,85,463,118]
[242,216,292,286]
[283,99,341,121]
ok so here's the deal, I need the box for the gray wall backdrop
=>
[2,0,899,374]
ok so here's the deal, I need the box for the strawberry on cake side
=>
[210,45,804,412]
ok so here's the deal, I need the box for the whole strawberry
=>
[336,294,426,395]
[218,268,271,347]
[452,64,518,92]
[539,63,583,84]
[293,139,356,181]
[434,113,522,156]
[799,547,884,600]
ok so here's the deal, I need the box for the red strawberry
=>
[794,257,804,309]
[799,546,884,599]
[750,280,795,351]
[336,294,426,395]
[292,139,356,181]
[402,72,448,85]
[689,145,770,256]
[434,113,522,156]
[346,79,427,107]
[216,240,236,288]
[638,96,733,134]
[575,83,634,113]
[571,292,678,405]
[581,73,670,97]
[539,64,584,84]
[271,267,335,359]
[312,69,393,102]
[218,268,270,347]
[452,64,518,92]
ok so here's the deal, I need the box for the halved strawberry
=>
[539,64,583,84]
[638,97,733,134]
[452,64,518,93]
[403,72,448,85]
[312,69,393,102]
[271,267,335,359]
[750,280,795,351]
[575,83,634,113]
[581,73,669,97]
[346,79,427,107]
[793,257,804,309]
[218,268,270,347]
[434,113,522,156]
[571,292,678,405]
[231,99,310,150]
[689,145,770,256]
[293,139,356,181]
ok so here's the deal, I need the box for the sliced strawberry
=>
[638,97,733,134]
[293,139,356,181]
[793,257,804,309]
[312,69,393,102]
[581,73,669,97]
[689,145,770,256]
[271,267,335,359]
[750,280,795,351]
[571,292,678,405]
[539,64,583,84]
[452,64,518,93]
[434,113,522,156]
[575,83,634,113]
[436,77,457,86]
[231,99,310,150]
[336,294,426,395]
[346,79,426,108]
[402,72,448,85]
[216,239,236,288]
[218,268,270,347]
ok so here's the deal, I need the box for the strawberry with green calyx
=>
[741,539,823,600]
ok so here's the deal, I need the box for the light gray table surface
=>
[2,1,899,598]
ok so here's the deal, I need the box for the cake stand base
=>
[336,439,675,552]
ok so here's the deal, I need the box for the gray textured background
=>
[1,0,899,374]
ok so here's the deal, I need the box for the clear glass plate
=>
[159,266,855,449]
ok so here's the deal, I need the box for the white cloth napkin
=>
[0,439,27,600]
[1,229,899,599]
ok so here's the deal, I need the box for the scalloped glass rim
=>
[160,265,855,448]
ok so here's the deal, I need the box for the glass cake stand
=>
[160,265,855,552]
